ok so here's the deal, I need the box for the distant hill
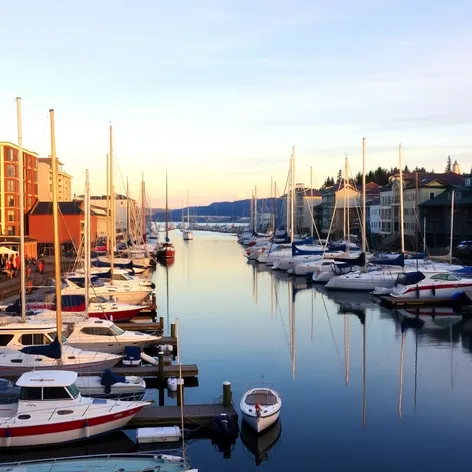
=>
[151,198,283,222]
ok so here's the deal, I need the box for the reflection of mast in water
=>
[288,280,296,379]
[450,324,454,389]
[414,329,418,411]
[362,315,366,428]
[270,274,275,318]
[311,290,314,342]
[251,262,258,305]
[166,264,170,336]
[344,315,350,385]
[398,324,405,419]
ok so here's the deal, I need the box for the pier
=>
[379,295,465,308]
[85,363,198,378]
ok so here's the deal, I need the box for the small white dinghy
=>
[240,387,282,433]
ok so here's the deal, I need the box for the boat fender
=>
[210,413,239,445]
[432,285,436,296]
[416,285,420,298]
[141,352,159,366]
[151,283,156,289]
[84,419,90,438]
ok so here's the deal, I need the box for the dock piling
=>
[170,322,176,339]
[159,316,164,333]
[158,351,165,381]
[222,381,232,407]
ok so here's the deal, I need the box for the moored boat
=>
[240,387,282,433]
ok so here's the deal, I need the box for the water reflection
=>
[240,420,281,466]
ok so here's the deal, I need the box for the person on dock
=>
[39,259,45,275]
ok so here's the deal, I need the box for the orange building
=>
[0,142,39,237]
[27,201,98,256]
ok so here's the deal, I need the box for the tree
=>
[445,155,452,172]
[336,169,343,183]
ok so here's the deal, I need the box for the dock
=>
[84,363,198,378]
[379,295,464,308]
[129,404,238,427]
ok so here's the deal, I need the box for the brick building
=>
[0,142,38,236]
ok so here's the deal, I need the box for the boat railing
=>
[243,382,282,397]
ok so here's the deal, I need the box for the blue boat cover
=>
[124,346,141,361]
[371,253,405,267]
[20,337,62,359]
[101,369,127,393]
[395,271,425,286]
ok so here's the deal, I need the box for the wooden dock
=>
[129,404,238,427]
[380,295,464,308]
[83,363,198,378]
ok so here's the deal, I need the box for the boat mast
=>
[141,174,146,245]
[345,155,350,253]
[165,170,169,241]
[16,98,26,322]
[290,146,295,242]
[106,153,109,253]
[399,144,405,254]
[449,190,455,264]
[126,177,130,241]
[254,186,258,233]
[50,109,62,344]
[109,125,115,282]
[310,166,314,239]
[187,190,190,229]
[84,169,90,318]
[362,138,366,265]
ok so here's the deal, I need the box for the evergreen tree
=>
[336,169,343,183]
[445,155,452,172]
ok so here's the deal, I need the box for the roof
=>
[390,172,465,187]
[38,157,65,166]
[28,201,103,216]
[0,236,37,243]
[0,142,39,156]
[16,370,78,387]
[303,189,322,197]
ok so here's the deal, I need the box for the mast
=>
[106,154,110,254]
[165,170,169,241]
[310,166,314,238]
[187,190,190,229]
[273,182,277,232]
[362,138,366,258]
[16,98,26,322]
[126,177,130,241]
[141,174,146,244]
[345,155,350,253]
[290,146,295,242]
[449,190,455,264]
[286,158,291,235]
[254,186,257,233]
[109,125,114,282]
[399,144,405,254]
[423,217,427,252]
[343,155,347,242]
[250,190,254,232]
[50,109,62,344]
[84,169,90,318]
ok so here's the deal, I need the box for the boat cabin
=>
[74,319,125,337]
[0,323,68,348]
[17,370,80,405]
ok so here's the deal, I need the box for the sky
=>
[0,0,471,208]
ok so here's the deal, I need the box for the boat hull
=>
[242,410,280,433]
[0,405,145,448]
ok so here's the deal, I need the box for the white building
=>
[369,204,381,234]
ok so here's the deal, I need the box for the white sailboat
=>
[182,191,194,241]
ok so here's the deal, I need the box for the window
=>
[80,327,115,336]
[20,333,47,345]
[7,210,14,222]
[66,384,80,398]
[0,334,14,346]
[430,192,435,199]
[6,180,15,192]
[6,149,14,161]
[6,165,15,177]
[20,387,42,401]
[8,196,14,207]
[430,274,447,280]
[42,387,71,400]
[7,226,15,236]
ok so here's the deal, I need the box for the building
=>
[368,199,381,235]
[0,235,37,258]
[27,201,99,255]
[88,194,138,233]
[379,172,464,240]
[37,157,72,202]
[0,142,38,237]
[321,183,360,237]
[420,177,472,248]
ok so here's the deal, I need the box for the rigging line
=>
[272,277,292,358]
[320,291,343,374]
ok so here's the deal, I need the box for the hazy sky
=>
[0,0,471,207]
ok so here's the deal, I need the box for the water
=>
[3,231,472,470]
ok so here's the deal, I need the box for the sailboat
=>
[156,171,176,260]
[182,191,194,241]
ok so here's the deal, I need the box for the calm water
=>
[3,231,472,470]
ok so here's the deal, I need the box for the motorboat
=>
[0,317,160,354]
[0,453,197,471]
[240,387,281,433]
[391,270,472,299]
[0,370,149,448]
[182,229,194,240]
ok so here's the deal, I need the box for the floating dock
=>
[85,363,198,378]
[129,404,238,427]
[379,296,464,308]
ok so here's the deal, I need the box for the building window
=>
[6,149,14,161]
[7,226,15,236]
[7,196,15,207]
[6,165,15,177]
[27,197,32,208]
[6,180,15,192]
[7,210,14,222]
[430,192,434,199]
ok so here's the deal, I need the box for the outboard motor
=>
[210,413,239,458]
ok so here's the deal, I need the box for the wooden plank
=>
[130,404,238,427]
[80,363,198,378]
[116,322,161,331]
